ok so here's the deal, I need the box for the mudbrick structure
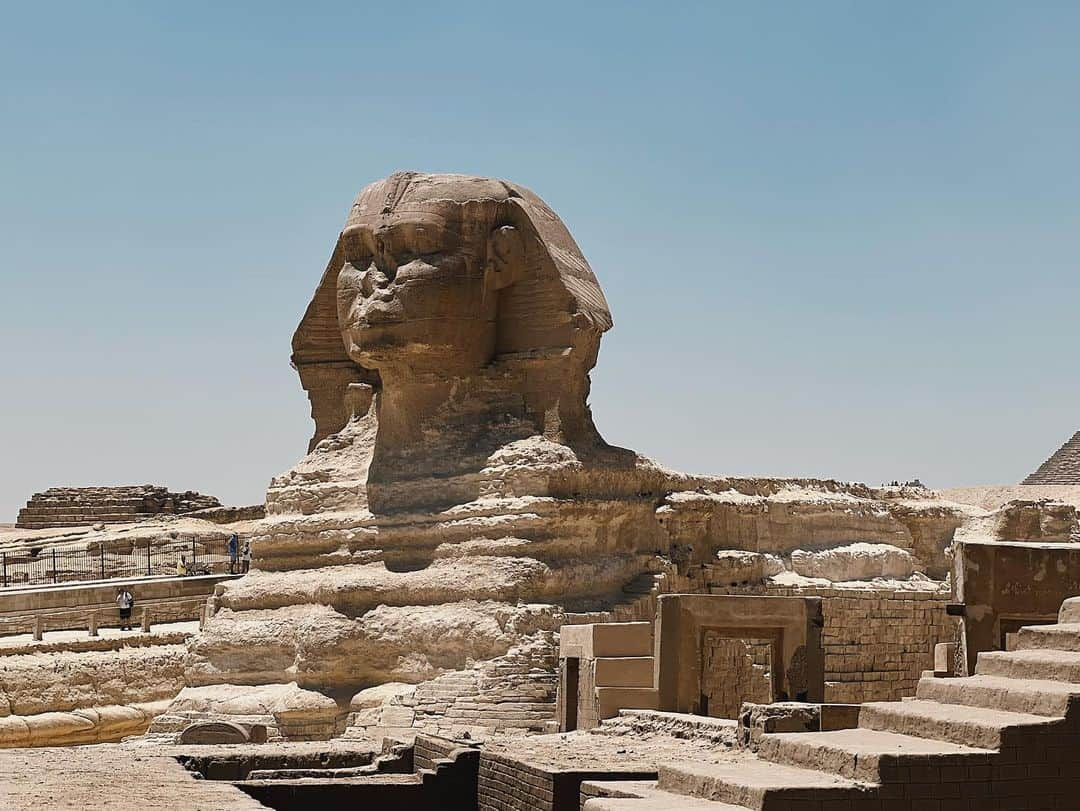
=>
[4,173,1080,810]
[16,485,220,529]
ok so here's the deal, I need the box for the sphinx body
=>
[166,173,967,735]
[183,173,681,694]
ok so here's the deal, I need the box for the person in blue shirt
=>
[227,534,239,574]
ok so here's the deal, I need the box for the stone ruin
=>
[147,172,1019,735]
[15,485,221,529]
[7,172,1080,811]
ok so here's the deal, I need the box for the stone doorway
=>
[699,632,777,718]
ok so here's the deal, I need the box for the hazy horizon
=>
[2,3,1078,521]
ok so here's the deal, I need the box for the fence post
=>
[141,606,151,634]
[146,543,151,577]
[52,549,58,584]
[88,611,98,637]
[101,546,106,580]
[192,537,197,573]
[2,551,6,588]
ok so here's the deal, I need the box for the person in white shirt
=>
[116,588,134,631]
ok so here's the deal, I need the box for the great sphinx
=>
[165,172,963,733]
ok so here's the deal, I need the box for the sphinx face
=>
[336,210,498,374]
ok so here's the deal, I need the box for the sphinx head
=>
[292,172,612,448]
[335,172,611,375]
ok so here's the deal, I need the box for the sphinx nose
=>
[360,262,391,296]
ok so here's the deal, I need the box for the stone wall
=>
[478,751,654,811]
[0,573,229,635]
[709,582,957,702]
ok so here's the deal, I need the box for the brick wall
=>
[709,581,958,702]
[414,732,466,772]
[478,752,655,811]
[479,752,556,811]
[701,634,773,717]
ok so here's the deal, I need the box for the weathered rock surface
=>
[953,498,1080,543]
[0,644,186,717]
[189,600,560,688]
[0,701,170,748]
[790,542,917,581]
[0,644,186,748]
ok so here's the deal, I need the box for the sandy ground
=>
[0,738,385,810]
[0,746,269,810]
[938,484,1080,510]
[484,727,738,772]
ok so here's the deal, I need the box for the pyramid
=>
[1023,431,1080,484]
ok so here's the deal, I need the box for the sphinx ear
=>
[484,225,525,293]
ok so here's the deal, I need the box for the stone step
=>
[756,727,994,783]
[656,759,864,809]
[976,649,1080,682]
[21,510,147,518]
[13,519,145,530]
[596,687,659,719]
[914,674,1080,717]
[858,698,1062,749]
[582,780,745,810]
[26,496,149,504]
[21,503,144,514]
[594,657,654,688]
[1016,623,1080,652]
[560,621,653,658]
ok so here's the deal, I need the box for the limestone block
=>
[349,682,417,711]
[790,543,917,581]
[0,645,186,717]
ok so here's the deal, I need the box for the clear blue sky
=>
[2,2,1078,520]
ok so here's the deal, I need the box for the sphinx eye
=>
[359,230,378,256]
[408,225,443,256]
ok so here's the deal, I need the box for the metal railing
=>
[0,538,236,589]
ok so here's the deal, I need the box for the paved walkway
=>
[0,620,199,653]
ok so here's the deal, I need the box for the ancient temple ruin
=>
[4,173,1080,811]
[15,485,221,529]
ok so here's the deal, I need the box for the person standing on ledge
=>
[227,533,239,574]
[116,587,134,631]
[240,539,252,574]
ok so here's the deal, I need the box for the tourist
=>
[227,533,239,574]
[241,540,252,574]
[115,587,134,631]
[176,555,188,577]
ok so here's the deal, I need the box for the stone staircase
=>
[582,594,1080,810]
[16,486,220,529]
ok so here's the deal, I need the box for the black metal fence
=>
[0,538,233,588]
